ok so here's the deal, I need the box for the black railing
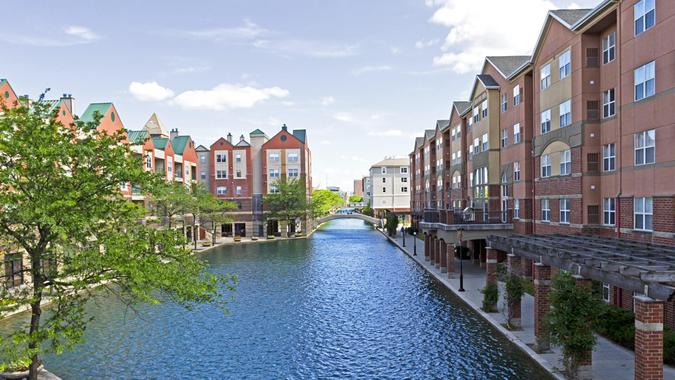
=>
[422,208,514,225]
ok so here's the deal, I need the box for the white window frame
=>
[559,100,572,128]
[235,186,242,195]
[602,283,611,303]
[287,153,299,162]
[482,133,488,151]
[634,61,656,101]
[634,0,656,36]
[481,100,488,118]
[501,129,508,148]
[513,123,521,144]
[634,129,655,166]
[513,161,521,181]
[602,32,616,64]
[560,149,571,175]
[287,168,299,178]
[541,199,550,222]
[269,169,280,178]
[634,197,653,231]
[400,167,408,174]
[560,198,570,224]
[235,153,242,163]
[541,154,551,178]
[216,170,227,179]
[513,85,521,106]
[603,197,616,226]
[501,94,507,112]
[559,50,571,79]
[216,153,227,163]
[603,143,616,172]
[541,109,551,134]
[540,64,551,90]
[216,186,227,196]
[269,153,280,162]
[514,199,520,219]
[381,167,387,174]
[603,88,616,118]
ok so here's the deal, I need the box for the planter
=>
[1,364,43,380]
[251,236,258,241]
[233,235,242,242]
[267,235,275,240]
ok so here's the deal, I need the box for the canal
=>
[4,219,551,379]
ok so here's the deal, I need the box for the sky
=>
[2,0,600,191]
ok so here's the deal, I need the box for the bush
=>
[385,213,399,236]
[665,329,675,365]
[505,273,525,328]
[481,283,499,312]
[594,302,635,349]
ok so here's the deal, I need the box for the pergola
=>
[486,233,674,380]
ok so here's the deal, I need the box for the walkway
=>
[384,230,675,380]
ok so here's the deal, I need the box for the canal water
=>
[4,219,551,379]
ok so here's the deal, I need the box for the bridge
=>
[316,213,381,226]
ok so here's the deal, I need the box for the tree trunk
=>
[212,221,217,246]
[192,213,197,250]
[28,249,44,380]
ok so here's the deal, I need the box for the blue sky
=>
[2,0,598,191]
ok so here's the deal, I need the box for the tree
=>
[192,184,236,245]
[311,189,344,217]
[150,181,192,230]
[263,178,310,237]
[384,212,399,236]
[505,273,525,329]
[548,271,599,379]
[0,101,235,379]
[348,195,362,204]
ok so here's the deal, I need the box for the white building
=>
[368,157,410,218]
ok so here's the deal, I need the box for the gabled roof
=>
[80,102,112,123]
[476,74,499,89]
[235,139,250,147]
[424,129,435,141]
[171,135,191,155]
[371,157,409,168]
[436,120,450,131]
[453,101,471,116]
[196,144,209,152]
[127,130,149,145]
[249,128,269,138]
[152,137,169,150]
[414,137,425,149]
[550,9,592,27]
[143,113,169,137]
[293,129,306,143]
[485,56,531,79]
[39,99,65,113]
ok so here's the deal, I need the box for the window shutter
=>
[588,205,600,224]
[587,153,600,173]
[587,100,600,121]
[586,48,599,68]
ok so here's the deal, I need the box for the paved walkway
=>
[385,230,675,380]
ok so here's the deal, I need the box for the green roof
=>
[80,102,112,122]
[152,137,169,150]
[171,136,190,155]
[250,128,266,136]
[0,79,7,85]
[128,130,149,145]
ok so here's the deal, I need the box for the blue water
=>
[5,219,551,379]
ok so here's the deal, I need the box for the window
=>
[201,171,206,180]
[288,168,299,178]
[513,85,521,106]
[119,181,127,191]
[634,129,655,165]
[602,32,616,64]
[235,170,242,178]
[513,123,521,144]
[560,149,571,175]
[513,161,521,181]
[288,153,299,162]
[603,143,616,172]
[145,154,152,170]
[603,197,616,226]
[482,133,488,151]
[382,187,386,193]
[4,253,23,288]
[381,167,387,174]
[602,283,611,303]
[401,177,408,183]
[481,100,488,118]
[269,169,280,178]
[235,154,242,163]
[559,50,571,79]
[216,170,227,179]
[559,100,572,128]
[603,89,616,118]
[401,187,408,193]
[400,167,408,174]
[560,199,570,224]
[472,107,480,124]
[501,129,508,147]
[634,61,656,101]
[200,155,206,164]
[541,199,550,221]
[541,154,551,178]
[269,153,280,161]
[541,109,551,134]
[514,199,520,219]
[167,157,173,175]
[382,177,386,183]
[216,153,227,163]
[634,197,653,231]
[540,64,551,90]
[236,186,242,195]
[634,0,655,36]
[216,186,227,195]
[270,185,279,194]
[501,94,507,112]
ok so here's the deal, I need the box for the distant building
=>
[369,157,410,218]
[353,179,363,197]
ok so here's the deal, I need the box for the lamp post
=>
[413,231,417,256]
[402,225,406,247]
[458,227,465,292]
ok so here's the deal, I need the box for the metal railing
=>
[423,208,514,225]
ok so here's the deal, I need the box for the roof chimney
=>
[282,123,288,131]
[227,133,233,144]
[60,93,73,114]
[240,134,245,141]
[170,128,178,140]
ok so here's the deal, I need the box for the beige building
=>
[369,157,410,218]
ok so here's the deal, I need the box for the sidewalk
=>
[383,230,675,380]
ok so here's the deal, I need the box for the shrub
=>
[505,273,525,328]
[594,302,635,349]
[481,283,499,312]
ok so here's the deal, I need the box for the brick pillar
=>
[521,257,533,279]
[634,295,664,380]
[446,243,454,274]
[424,235,430,261]
[533,263,551,352]
[435,239,442,268]
[430,237,436,263]
[440,240,448,273]
[506,254,522,329]
[479,243,487,269]
[486,248,498,286]
[573,276,593,380]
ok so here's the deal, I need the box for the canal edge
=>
[377,229,565,380]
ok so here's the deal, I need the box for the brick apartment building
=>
[200,124,312,238]
[412,1,675,377]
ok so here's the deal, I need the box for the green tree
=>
[348,195,363,204]
[548,271,599,378]
[150,180,192,230]
[505,273,525,329]
[192,184,236,245]
[263,177,310,237]
[311,189,344,217]
[384,212,399,236]
[0,101,235,379]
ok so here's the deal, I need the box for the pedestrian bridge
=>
[316,213,381,226]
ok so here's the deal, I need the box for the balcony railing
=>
[423,208,514,225]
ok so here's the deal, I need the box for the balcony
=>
[420,208,514,232]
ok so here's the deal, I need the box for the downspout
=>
[616,6,622,238]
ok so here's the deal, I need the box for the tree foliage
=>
[384,212,398,236]
[505,273,525,328]
[263,178,310,235]
[348,195,362,203]
[548,271,599,378]
[0,101,235,378]
[481,283,499,312]
[191,184,236,244]
[311,189,344,217]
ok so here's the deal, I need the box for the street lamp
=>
[413,231,417,256]
[402,225,406,247]
[458,227,465,292]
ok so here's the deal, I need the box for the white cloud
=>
[64,25,100,41]
[253,39,358,58]
[415,38,439,49]
[320,96,336,106]
[173,83,289,110]
[390,47,402,55]
[185,19,267,41]
[129,81,175,102]
[426,0,598,73]
[353,65,393,75]
[367,129,404,137]
[332,113,354,123]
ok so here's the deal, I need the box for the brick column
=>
[486,247,498,286]
[446,243,454,274]
[424,235,430,261]
[533,263,551,352]
[634,295,664,380]
[435,239,441,268]
[521,257,533,279]
[573,276,593,380]
[440,240,448,273]
[479,244,487,269]
[506,254,522,329]
[430,237,436,263]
